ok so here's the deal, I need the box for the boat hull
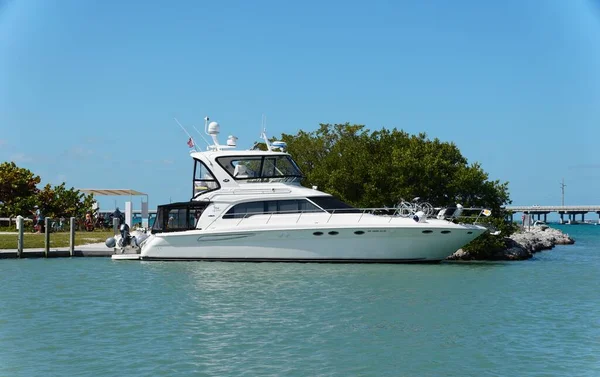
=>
[140,225,486,263]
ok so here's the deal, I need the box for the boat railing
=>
[233,207,426,227]
[230,204,491,227]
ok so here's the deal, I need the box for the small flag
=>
[187,137,194,148]
[482,209,492,217]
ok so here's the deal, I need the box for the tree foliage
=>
[0,162,93,219]
[462,216,518,257]
[280,123,511,211]
[0,162,41,217]
[38,183,95,219]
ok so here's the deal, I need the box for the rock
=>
[446,225,574,261]
[495,238,532,260]
[446,248,473,261]
[498,245,532,260]
[511,226,575,253]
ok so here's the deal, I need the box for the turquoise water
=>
[1,225,599,376]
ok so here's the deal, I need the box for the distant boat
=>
[562,220,594,225]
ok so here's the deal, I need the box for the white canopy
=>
[79,189,147,196]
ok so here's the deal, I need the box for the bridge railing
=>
[505,206,600,212]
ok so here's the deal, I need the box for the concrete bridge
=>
[505,205,600,224]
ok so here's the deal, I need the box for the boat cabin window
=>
[307,196,362,213]
[193,159,220,198]
[216,155,303,182]
[223,199,323,219]
[152,201,210,233]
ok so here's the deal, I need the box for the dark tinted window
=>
[223,199,323,219]
[152,202,210,233]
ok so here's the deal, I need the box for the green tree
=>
[462,215,518,257]
[38,183,94,219]
[281,123,510,210]
[0,162,40,217]
[0,162,94,220]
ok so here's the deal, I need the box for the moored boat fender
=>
[105,237,117,248]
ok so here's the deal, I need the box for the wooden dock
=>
[0,216,119,259]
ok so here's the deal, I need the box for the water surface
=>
[1,225,599,376]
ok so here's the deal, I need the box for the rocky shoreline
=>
[447,225,575,261]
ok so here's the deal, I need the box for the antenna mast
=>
[260,114,272,151]
[174,117,200,152]
[560,178,566,206]
[192,124,211,149]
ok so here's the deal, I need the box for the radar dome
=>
[227,135,238,147]
[207,121,220,135]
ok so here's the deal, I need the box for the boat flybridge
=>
[110,118,487,262]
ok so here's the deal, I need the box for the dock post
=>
[112,217,120,254]
[69,217,75,257]
[44,218,50,257]
[16,215,24,258]
[113,217,119,236]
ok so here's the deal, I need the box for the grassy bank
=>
[0,231,114,249]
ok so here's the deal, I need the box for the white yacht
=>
[117,119,487,262]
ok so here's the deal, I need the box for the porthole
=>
[441,230,451,234]
[467,231,473,234]
[354,230,365,235]
[422,230,433,234]
[328,231,339,235]
[313,232,323,236]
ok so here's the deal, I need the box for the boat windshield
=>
[193,159,220,198]
[216,155,303,182]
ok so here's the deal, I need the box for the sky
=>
[1,0,599,211]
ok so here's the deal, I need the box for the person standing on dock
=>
[111,207,124,226]
[32,205,45,233]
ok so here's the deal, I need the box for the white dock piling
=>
[44,218,50,257]
[113,218,119,236]
[69,217,75,256]
[16,215,24,258]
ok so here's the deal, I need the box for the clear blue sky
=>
[1,0,599,211]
